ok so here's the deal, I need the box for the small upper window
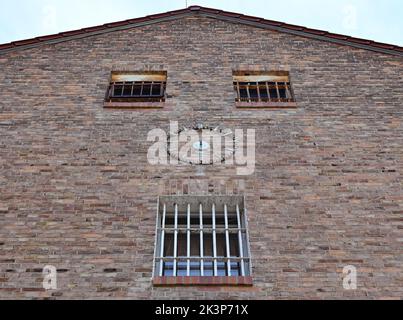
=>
[233,71,296,108]
[105,71,167,105]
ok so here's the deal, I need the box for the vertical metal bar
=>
[159,203,167,277]
[162,82,167,102]
[150,82,154,97]
[246,83,251,102]
[266,82,271,102]
[152,198,160,279]
[284,82,290,101]
[224,204,231,277]
[236,82,241,102]
[187,203,191,277]
[199,203,204,276]
[256,82,261,102]
[121,82,125,96]
[212,203,218,276]
[243,198,252,276]
[275,82,280,101]
[130,82,134,96]
[140,81,144,96]
[236,204,245,276]
[173,203,178,277]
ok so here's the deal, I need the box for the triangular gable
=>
[0,5,402,56]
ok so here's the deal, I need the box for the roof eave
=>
[0,12,193,56]
[201,12,403,57]
[0,6,402,57]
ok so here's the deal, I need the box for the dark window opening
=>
[233,71,295,104]
[106,72,167,103]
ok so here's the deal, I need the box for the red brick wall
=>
[0,15,402,299]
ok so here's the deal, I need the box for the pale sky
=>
[0,0,402,46]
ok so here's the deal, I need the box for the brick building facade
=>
[0,6,402,299]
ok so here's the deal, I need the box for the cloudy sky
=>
[0,0,402,46]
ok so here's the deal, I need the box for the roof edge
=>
[0,5,402,57]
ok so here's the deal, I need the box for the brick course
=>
[0,14,402,300]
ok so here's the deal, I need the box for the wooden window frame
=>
[233,71,297,109]
[104,71,167,109]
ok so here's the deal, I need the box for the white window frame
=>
[152,195,252,278]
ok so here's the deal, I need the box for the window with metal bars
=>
[106,72,167,102]
[233,71,295,104]
[154,196,251,278]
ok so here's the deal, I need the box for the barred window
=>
[154,196,251,278]
[106,72,167,103]
[233,71,295,104]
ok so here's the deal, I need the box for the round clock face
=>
[168,125,237,165]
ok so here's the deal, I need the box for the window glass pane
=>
[279,88,287,99]
[132,84,142,96]
[177,233,187,257]
[278,83,288,99]
[142,82,152,96]
[259,85,269,99]
[166,215,195,227]
[203,215,212,227]
[164,233,174,257]
[123,84,132,96]
[216,234,226,257]
[268,82,278,99]
[204,261,214,276]
[190,217,200,228]
[151,83,163,96]
[229,234,240,257]
[165,216,174,227]
[203,232,213,257]
[176,217,187,226]
[190,233,199,256]
[248,83,258,99]
[239,88,248,99]
[177,261,188,276]
[163,261,174,277]
[215,214,225,227]
[190,262,201,276]
[230,262,240,276]
[217,261,226,276]
[227,215,238,227]
[113,85,123,96]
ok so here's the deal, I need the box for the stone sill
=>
[153,276,253,287]
[104,101,165,109]
[235,101,297,109]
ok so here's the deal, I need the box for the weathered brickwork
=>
[0,14,402,300]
